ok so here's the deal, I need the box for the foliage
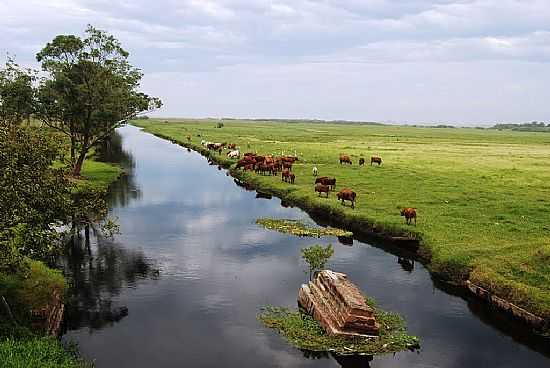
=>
[0,337,88,368]
[35,24,162,176]
[258,299,419,355]
[301,244,334,280]
[0,260,65,315]
[491,121,550,132]
[0,124,72,272]
[134,118,550,318]
[256,218,352,238]
[0,57,36,127]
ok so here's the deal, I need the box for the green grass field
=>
[133,118,550,321]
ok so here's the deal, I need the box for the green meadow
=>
[133,118,550,321]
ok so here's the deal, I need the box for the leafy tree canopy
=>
[36,25,162,175]
[0,57,35,127]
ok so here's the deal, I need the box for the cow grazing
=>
[400,208,417,225]
[371,156,382,166]
[337,189,357,208]
[227,143,237,150]
[227,150,240,159]
[312,166,318,176]
[339,154,352,165]
[282,169,295,183]
[315,177,336,191]
[359,158,365,166]
[186,135,191,142]
[315,183,330,198]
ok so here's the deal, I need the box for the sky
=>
[2,0,550,125]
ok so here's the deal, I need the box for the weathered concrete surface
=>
[298,270,379,338]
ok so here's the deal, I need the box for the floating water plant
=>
[258,298,419,356]
[256,218,353,238]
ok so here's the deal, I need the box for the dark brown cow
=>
[315,177,336,190]
[337,188,357,208]
[400,208,416,225]
[339,154,352,165]
[359,158,365,166]
[256,163,273,175]
[315,183,330,198]
[371,156,382,166]
[282,162,293,170]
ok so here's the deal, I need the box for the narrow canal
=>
[61,125,549,367]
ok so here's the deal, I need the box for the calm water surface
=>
[61,125,550,367]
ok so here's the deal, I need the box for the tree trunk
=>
[72,146,88,177]
[70,135,76,165]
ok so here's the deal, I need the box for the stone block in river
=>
[298,270,379,337]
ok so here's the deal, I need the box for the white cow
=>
[227,150,240,159]
[201,140,206,146]
[312,166,318,176]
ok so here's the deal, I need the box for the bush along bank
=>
[133,124,550,335]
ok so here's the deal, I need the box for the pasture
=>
[133,118,550,320]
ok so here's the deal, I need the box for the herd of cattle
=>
[198,139,417,224]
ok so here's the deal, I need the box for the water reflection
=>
[61,126,550,368]
[62,228,157,332]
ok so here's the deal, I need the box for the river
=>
[61,125,550,367]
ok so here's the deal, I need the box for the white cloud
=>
[1,0,550,123]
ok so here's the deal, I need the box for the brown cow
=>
[282,169,295,183]
[400,208,417,225]
[339,154,352,165]
[315,177,336,190]
[282,162,293,170]
[186,135,191,142]
[371,156,382,166]
[337,188,357,208]
[315,183,330,198]
[227,143,237,149]
[359,157,365,166]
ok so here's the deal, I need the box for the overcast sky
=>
[2,0,550,125]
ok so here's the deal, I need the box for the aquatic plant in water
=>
[258,298,419,356]
[255,218,353,238]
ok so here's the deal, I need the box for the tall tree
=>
[36,25,161,176]
[0,57,35,127]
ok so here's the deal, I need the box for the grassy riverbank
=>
[133,118,550,323]
[1,149,122,366]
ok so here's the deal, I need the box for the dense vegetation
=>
[134,118,550,322]
[0,24,154,366]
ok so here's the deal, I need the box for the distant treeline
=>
[491,121,550,132]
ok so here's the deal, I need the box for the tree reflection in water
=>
[61,130,154,332]
[61,227,158,332]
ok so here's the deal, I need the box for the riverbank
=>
[132,118,550,333]
[0,152,123,367]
